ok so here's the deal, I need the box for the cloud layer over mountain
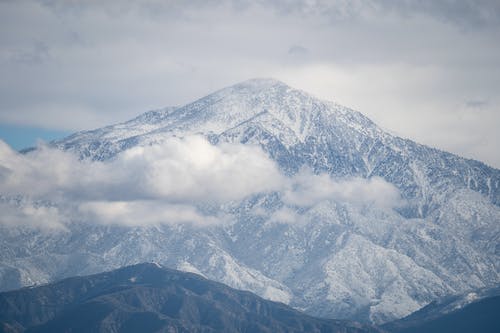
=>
[0,138,401,228]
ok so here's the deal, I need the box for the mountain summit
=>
[1,79,499,324]
[56,78,379,161]
[55,78,499,212]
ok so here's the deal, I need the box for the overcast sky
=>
[0,0,499,167]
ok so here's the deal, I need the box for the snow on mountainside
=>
[54,78,500,213]
[1,78,499,324]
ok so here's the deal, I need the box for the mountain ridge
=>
[53,78,500,213]
[0,262,383,333]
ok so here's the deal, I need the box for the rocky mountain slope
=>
[1,78,498,324]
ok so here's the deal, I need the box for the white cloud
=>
[283,169,402,209]
[0,139,86,199]
[0,137,284,227]
[268,206,306,226]
[264,169,403,226]
[0,137,402,228]
[78,201,227,227]
[111,136,285,203]
[0,201,66,230]
[0,136,284,202]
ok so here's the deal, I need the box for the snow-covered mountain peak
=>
[56,78,384,158]
[136,77,381,145]
[231,77,289,89]
[4,79,500,325]
[127,106,178,125]
[52,79,499,209]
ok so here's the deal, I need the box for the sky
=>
[0,0,499,167]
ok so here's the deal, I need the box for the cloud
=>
[0,139,85,199]
[288,45,308,56]
[465,100,488,109]
[283,169,402,209]
[0,136,284,203]
[383,0,500,29]
[0,200,66,230]
[0,137,403,228]
[267,0,500,29]
[0,136,284,227]
[110,136,285,203]
[78,201,227,227]
[265,169,403,226]
[8,40,51,65]
[268,206,306,225]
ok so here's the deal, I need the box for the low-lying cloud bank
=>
[0,136,283,202]
[0,137,402,228]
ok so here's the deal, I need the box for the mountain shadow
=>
[0,263,383,333]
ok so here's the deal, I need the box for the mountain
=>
[54,78,500,208]
[0,263,382,333]
[383,287,500,333]
[0,78,499,324]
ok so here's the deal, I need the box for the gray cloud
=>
[465,99,488,109]
[288,45,308,56]
[0,0,499,167]
[388,0,500,29]
[8,40,51,65]
[265,0,500,28]
[0,200,65,230]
